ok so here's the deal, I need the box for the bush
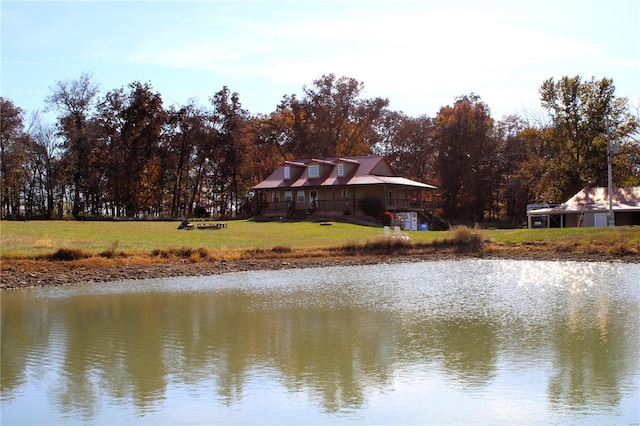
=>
[379,211,393,227]
[99,240,122,258]
[47,248,92,261]
[150,246,209,261]
[339,235,412,255]
[431,225,484,253]
[271,245,292,253]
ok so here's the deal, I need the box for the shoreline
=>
[2,250,637,290]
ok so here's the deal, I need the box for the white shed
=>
[527,187,640,228]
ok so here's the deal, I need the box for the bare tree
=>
[27,113,63,218]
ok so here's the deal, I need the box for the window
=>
[310,190,318,200]
[297,190,305,202]
[284,191,293,202]
[272,191,280,202]
[337,163,344,177]
[342,189,350,199]
[308,164,319,178]
[284,166,290,179]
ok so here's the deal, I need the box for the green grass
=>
[1,220,638,258]
[0,220,394,257]
[482,226,640,245]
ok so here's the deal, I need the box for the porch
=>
[254,185,449,230]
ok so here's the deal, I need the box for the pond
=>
[1,260,639,425]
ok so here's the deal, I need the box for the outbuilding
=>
[527,186,640,228]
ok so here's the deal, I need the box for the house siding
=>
[253,156,437,221]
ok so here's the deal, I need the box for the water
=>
[1,260,639,425]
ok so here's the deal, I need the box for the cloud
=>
[28,0,632,117]
[126,4,598,95]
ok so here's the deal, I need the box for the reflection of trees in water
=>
[434,318,498,387]
[53,293,168,416]
[270,308,396,412]
[1,297,45,397]
[547,289,638,411]
[1,281,638,418]
[399,316,498,388]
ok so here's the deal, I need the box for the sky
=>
[2,0,639,122]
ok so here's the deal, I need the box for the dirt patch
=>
[1,247,637,290]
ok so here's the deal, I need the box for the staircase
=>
[418,210,451,231]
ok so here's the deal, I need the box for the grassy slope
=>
[1,220,638,258]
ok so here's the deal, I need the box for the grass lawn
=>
[1,220,638,258]
[0,220,398,257]
[483,226,640,245]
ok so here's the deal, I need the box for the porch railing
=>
[261,198,424,214]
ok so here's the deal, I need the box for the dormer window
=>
[337,163,344,177]
[308,164,319,178]
[284,166,291,179]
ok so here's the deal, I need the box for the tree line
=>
[1,73,638,224]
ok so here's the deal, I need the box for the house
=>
[253,156,449,230]
[527,186,640,228]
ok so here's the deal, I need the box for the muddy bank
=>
[1,249,637,290]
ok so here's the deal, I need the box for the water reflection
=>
[2,260,638,424]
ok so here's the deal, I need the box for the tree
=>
[209,87,250,217]
[374,111,437,184]
[96,82,166,217]
[120,82,166,216]
[162,102,210,217]
[490,115,533,222]
[280,74,389,158]
[539,76,633,199]
[0,98,27,218]
[434,94,495,221]
[45,72,100,217]
[26,115,64,218]
[249,112,290,176]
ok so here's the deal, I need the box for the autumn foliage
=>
[1,73,638,224]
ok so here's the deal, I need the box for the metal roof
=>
[254,156,437,190]
[527,187,640,215]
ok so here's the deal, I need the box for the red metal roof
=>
[254,156,436,190]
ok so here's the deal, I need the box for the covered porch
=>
[256,183,439,224]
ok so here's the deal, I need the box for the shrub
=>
[431,225,484,253]
[99,240,122,258]
[379,211,393,227]
[48,248,92,261]
[271,245,292,253]
[179,247,208,261]
[150,246,209,261]
[366,235,411,254]
[339,235,412,255]
[151,248,169,258]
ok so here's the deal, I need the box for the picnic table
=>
[197,223,227,230]
[178,220,227,230]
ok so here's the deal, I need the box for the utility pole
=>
[606,118,615,226]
